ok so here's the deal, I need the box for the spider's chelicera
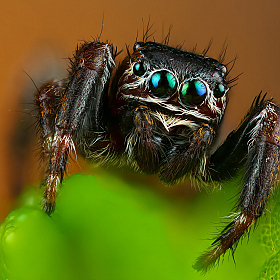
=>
[35,39,280,272]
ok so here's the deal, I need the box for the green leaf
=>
[259,191,280,280]
[0,172,269,279]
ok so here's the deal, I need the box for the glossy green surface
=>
[0,173,273,280]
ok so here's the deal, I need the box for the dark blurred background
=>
[1,0,280,220]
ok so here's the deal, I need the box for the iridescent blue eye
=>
[180,80,207,106]
[214,83,226,98]
[133,61,146,76]
[149,70,177,99]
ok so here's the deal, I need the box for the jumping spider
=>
[35,38,280,272]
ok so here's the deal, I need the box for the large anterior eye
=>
[179,79,207,106]
[149,70,177,99]
[214,83,226,98]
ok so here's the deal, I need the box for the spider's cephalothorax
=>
[35,39,280,272]
[105,41,228,183]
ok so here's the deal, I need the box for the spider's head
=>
[115,41,228,130]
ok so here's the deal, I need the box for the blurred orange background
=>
[0,0,280,220]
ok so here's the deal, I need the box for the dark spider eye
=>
[133,62,146,76]
[180,79,207,106]
[149,70,177,99]
[214,83,226,98]
[133,42,144,51]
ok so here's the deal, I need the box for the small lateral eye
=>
[133,61,146,76]
[214,83,226,98]
[149,70,177,99]
[180,79,207,106]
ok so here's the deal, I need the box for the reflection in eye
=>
[149,70,177,99]
[180,79,207,106]
[214,83,226,98]
[133,61,146,76]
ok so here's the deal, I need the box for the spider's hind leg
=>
[195,98,280,272]
[35,81,63,160]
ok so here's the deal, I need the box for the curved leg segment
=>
[195,98,280,272]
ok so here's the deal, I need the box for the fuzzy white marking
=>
[247,103,277,150]
[47,174,60,189]
[100,44,115,86]
[198,153,208,178]
[43,135,54,153]
[238,213,248,224]
[150,111,200,131]
[122,93,214,120]
[53,133,77,161]
[207,88,228,119]
[125,131,136,162]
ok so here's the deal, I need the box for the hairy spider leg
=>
[194,96,280,272]
[35,82,63,158]
[37,42,115,214]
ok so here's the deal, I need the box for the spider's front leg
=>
[195,96,280,271]
[36,41,116,214]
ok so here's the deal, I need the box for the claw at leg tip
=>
[193,245,224,274]
[42,199,56,216]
